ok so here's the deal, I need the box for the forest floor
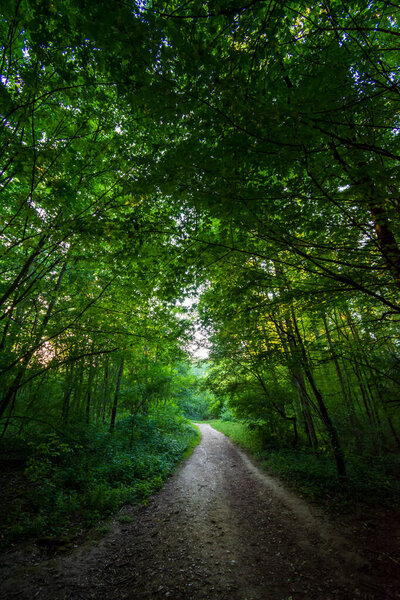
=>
[0,424,399,600]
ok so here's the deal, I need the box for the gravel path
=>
[0,424,395,599]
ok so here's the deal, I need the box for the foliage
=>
[219,403,238,423]
[0,404,198,546]
[0,0,399,542]
[209,420,400,507]
[171,363,216,420]
[261,450,400,507]
[206,420,264,456]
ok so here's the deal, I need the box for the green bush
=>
[1,403,199,546]
[210,420,400,508]
[261,449,400,505]
[219,404,238,422]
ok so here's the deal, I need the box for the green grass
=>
[205,420,264,456]
[181,424,201,460]
[117,515,134,523]
[209,420,400,509]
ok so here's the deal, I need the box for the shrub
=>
[209,420,400,508]
[1,404,199,546]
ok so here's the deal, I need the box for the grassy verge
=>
[0,405,200,548]
[182,424,201,460]
[208,420,400,509]
[203,420,264,455]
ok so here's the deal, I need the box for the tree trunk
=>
[291,310,346,478]
[272,315,318,449]
[0,262,67,420]
[102,356,110,425]
[86,359,94,425]
[110,358,124,433]
[61,363,74,424]
[322,314,359,430]
[369,201,400,289]
[303,363,346,478]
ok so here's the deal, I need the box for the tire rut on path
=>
[0,424,387,599]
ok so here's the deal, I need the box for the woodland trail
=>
[0,424,398,600]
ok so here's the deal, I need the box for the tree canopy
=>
[0,0,399,511]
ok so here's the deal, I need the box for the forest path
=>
[0,424,394,600]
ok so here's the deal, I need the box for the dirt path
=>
[0,424,398,599]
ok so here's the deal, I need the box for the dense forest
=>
[0,0,399,545]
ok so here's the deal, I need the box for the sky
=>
[179,297,210,360]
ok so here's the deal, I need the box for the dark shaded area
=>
[1,425,399,600]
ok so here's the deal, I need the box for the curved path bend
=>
[0,424,390,599]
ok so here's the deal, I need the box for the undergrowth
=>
[208,420,400,509]
[0,405,199,547]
